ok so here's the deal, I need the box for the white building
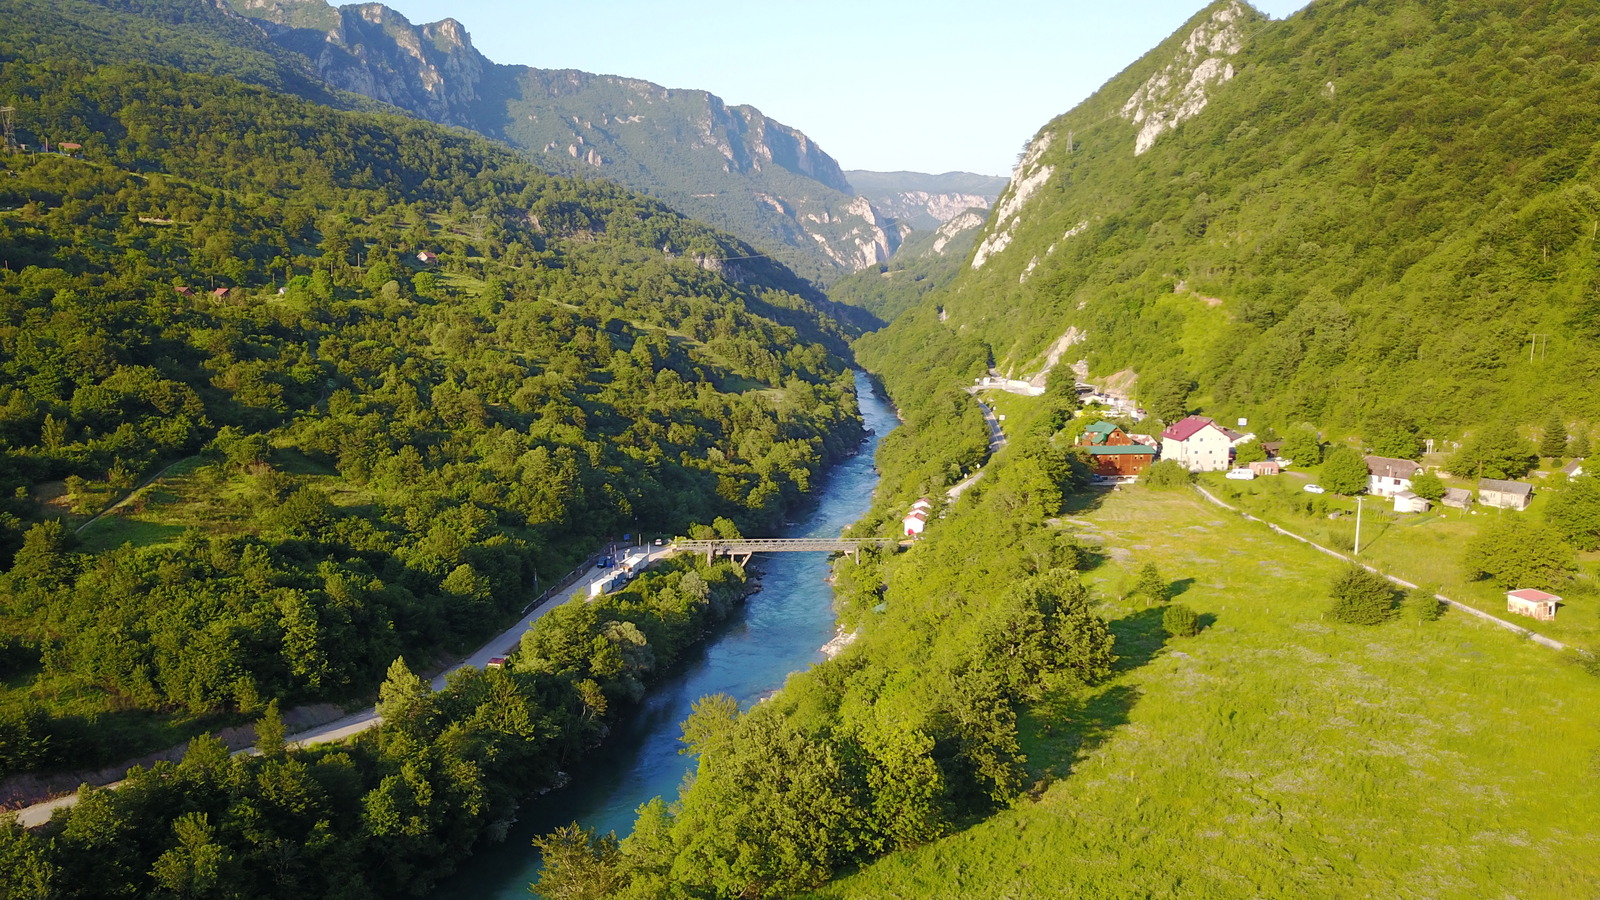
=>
[1160,416,1234,472]
[1365,455,1423,497]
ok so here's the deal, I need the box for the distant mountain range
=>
[216,0,1004,283]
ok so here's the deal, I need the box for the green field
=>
[810,488,1600,899]
[1203,471,1600,650]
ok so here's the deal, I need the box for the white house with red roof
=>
[1160,416,1234,472]
[1506,588,1559,621]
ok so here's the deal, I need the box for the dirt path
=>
[74,456,196,535]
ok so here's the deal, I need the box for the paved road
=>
[11,543,668,828]
[947,397,1007,501]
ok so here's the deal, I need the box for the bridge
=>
[671,537,901,564]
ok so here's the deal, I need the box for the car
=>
[1225,468,1256,480]
[1303,484,1326,494]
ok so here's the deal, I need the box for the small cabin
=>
[1506,588,1559,622]
[485,657,506,670]
[417,250,439,264]
[1248,460,1281,476]
[903,509,928,537]
[1392,490,1429,514]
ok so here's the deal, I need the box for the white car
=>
[1225,468,1256,480]
[1303,483,1326,494]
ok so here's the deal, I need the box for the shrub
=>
[1142,459,1191,489]
[1327,563,1398,624]
[1409,471,1445,502]
[1163,603,1200,637]
[1130,562,1167,605]
[1404,586,1444,623]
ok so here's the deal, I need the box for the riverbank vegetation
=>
[0,554,760,897]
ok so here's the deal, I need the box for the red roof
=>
[1161,416,1217,442]
[1507,589,1560,602]
[210,287,230,297]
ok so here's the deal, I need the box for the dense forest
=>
[872,0,1600,442]
[0,36,868,794]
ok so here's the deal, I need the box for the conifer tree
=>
[1541,410,1568,458]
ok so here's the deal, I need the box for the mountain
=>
[828,208,990,323]
[859,0,1600,441]
[843,170,1008,232]
[217,0,907,284]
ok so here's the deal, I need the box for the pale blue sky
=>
[382,1,1311,176]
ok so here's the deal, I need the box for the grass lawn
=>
[1204,472,1600,650]
[810,487,1600,899]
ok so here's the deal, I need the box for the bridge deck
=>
[671,537,899,561]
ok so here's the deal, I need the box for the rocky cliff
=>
[844,170,1008,232]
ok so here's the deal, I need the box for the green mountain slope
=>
[862,0,1600,440]
[0,38,865,787]
[212,0,909,285]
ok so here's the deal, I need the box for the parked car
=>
[1225,468,1256,480]
[1303,484,1326,494]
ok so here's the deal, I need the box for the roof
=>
[1161,415,1218,442]
[1479,478,1533,496]
[1507,588,1560,602]
[1365,455,1422,478]
[1442,487,1472,503]
[1561,459,1585,476]
[1084,421,1119,435]
[903,510,927,522]
[1394,490,1422,500]
[1086,445,1155,456]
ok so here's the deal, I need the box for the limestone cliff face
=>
[1119,0,1246,155]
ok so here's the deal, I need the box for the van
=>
[1225,468,1256,480]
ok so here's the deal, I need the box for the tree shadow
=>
[1060,489,1109,516]
[1167,577,1196,598]
[1195,611,1218,634]
[1018,683,1141,797]
[1107,606,1170,673]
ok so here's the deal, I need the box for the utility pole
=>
[1354,496,1363,555]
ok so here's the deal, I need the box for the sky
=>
[381,0,1312,177]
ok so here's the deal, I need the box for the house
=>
[1260,441,1284,459]
[1441,487,1473,510]
[174,286,195,297]
[1128,433,1160,450]
[485,657,506,669]
[1506,588,1559,622]
[1365,455,1423,497]
[1079,421,1136,447]
[1561,459,1586,479]
[1478,478,1533,510]
[1160,416,1235,472]
[1392,490,1430,514]
[1248,460,1281,476]
[210,287,231,300]
[902,509,928,537]
[416,250,439,264]
[1086,445,1156,478]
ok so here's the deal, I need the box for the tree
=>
[1233,439,1267,465]
[1280,425,1322,466]
[1321,447,1369,495]
[1140,459,1191,489]
[1409,470,1446,502]
[1462,518,1575,589]
[255,699,287,759]
[1545,475,1600,550]
[1541,410,1568,458]
[1448,423,1538,479]
[1140,374,1192,424]
[1129,562,1167,605]
[532,823,624,900]
[1404,586,1444,623]
[1570,427,1592,460]
[1163,603,1200,637]
[1326,564,1397,624]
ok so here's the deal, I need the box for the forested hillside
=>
[863,0,1600,440]
[0,41,864,784]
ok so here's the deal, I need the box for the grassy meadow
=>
[810,487,1600,899]
[1203,470,1600,650]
